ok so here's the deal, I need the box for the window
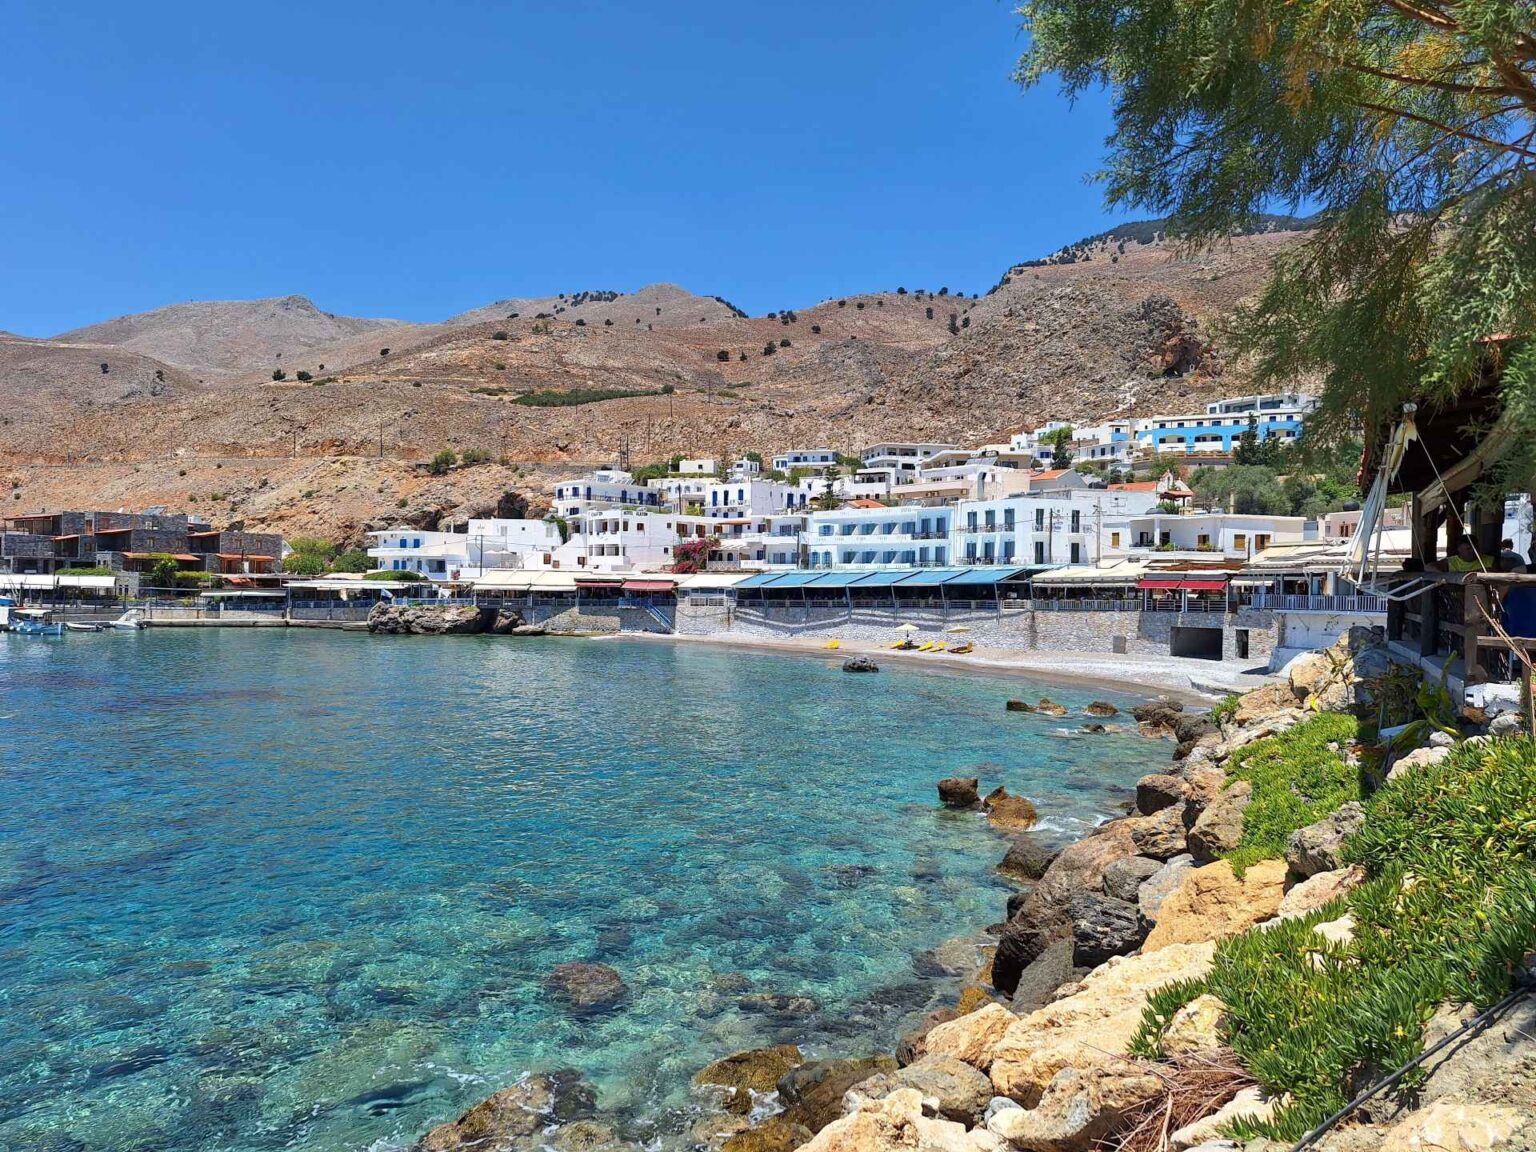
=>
[967,511,978,530]
[1070,510,1081,532]
[965,543,978,562]
[1197,534,1211,547]
[1256,534,1271,550]
[1003,509,1015,530]
[1035,508,1045,530]
[1070,543,1081,563]
[984,511,996,530]
[1033,542,1046,563]
[1233,534,1247,551]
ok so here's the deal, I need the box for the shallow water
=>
[0,630,1157,1151]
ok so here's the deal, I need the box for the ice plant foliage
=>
[1017,0,1536,483]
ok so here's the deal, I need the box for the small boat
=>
[10,608,64,637]
[109,608,147,631]
[64,621,108,633]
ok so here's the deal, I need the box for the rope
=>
[1415,436,1491,574]
[1289,979,1534,1152]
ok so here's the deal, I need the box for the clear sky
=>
[1,0,1123,336]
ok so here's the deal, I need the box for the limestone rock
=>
[1068,893,1147,967]
[546,962,627,1014]
[898,1008,962,1067]
[415,1072,596,1151]
[695,1045,805,1114]
[987,1059,1163,1152]
[986,789,1038,833]
[923,1003,1017,1072]
[1137,774,1187,815]
[1161,994,1230,1056]
[939,777,982,809]
[989,942,1217,1104]
[1036,698,1069,718]
[1181,763,1229,810]
[1006,699,1037,713]
[368,602,489,635]
[1277,866,1367,920]
[1034,822,1138,910]
[1133,700,1185,735]
[722,1118,815,1152]
[1285,803,1365,878]
[1138,855,1196,924]
[845,1056,995,1125]
[1010,939,1077,1015]
[1312,913,1356,948]
[1170,1088,1282,1151]
[1234,682,1303,726]
[797,1089,1004,1152]
[1378,1100,1530,1152]
[1142,860,1287,952]
[776,1057,900,1134]
[998,836,1063,883]
[1127,805,1191,861]
[1086,701,1120,717]
[843,656,880,674]
[1387,745,1452,783]
[1489,713,1524,738]
[1103,856,1163,904]
[1188,782,1252,862]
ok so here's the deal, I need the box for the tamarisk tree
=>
[1017,0,1536,482]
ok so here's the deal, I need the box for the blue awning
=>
[805,571,888,588]
[764,571,830,587]
[938,566,1031,586]
[841,569,927,587]
[735,571,792,589]
[895,567,973,586]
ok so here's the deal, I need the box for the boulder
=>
[985,789,1038,833]
[1284,803,1366,877]
[1313,913,1356,948]
[1138,855,1196,924]
[1034,822,1138,910]
[1187,782,1252,862]
[993,894,1073,996]
[1068,893,1147,967]
[1136,774,1187,815]
[1142,860,1287,952]
[721,1119,814,1152]
[415,1072,596,1151]
[796,1089,1004,1152]
[1160,994,1230,1056]
[922,1003,1017,1072]
[368,602,489,636]
[1006,699,1037,713]
[1387,745,1452,783]
[489,608,525,634]
[1081,723,1109,735]
[1102,856,1163,904]
[1233,682,1303,726]
[1009,939,1077,1015]
[987,1059,1164,1152]
[775,1057,899,1133]
[541,609,620,636]
[1133,700,1184,728]
[1489,713,1524,738]
[1377,1100,1530,1152]
[695,1045,805,1115]
[1180,763,1228,810]
[1170,1087,1282,1151]
[938,777,982,809]
[1085,702,1120,717]
[546,963,627,1014]
[1173,714,1217,745]
[898,1007,961,1067]
[845,1056,995,1125]
[998,836,1062,883]
[1036,698,1069,718]
[843,656,880,674]
[989,942,1217,1104]
[1277,865,1367,920]
[548,1120,628,1152]
[1127,805,1190,861]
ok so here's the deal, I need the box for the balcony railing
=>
[1248,593,1387,613]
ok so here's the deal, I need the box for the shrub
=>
[778,338,790,348]
[459,447,493,466]
[330,549,372,573]
[1221,712,1363,873]
[366,569,425,582]
[283,551,328,576]
[717,350,731,361]
[856,301,866,310]
[295,370,312,382]
[272,369,287,381]
[926,307,935,319]
[100,362,110,374]
[811,324,821,334]
[762,342,777,356]
[1208,694,1241,726]
[428,449,457,475]
[380,347,390,357]
[492,330,509,340]
[738,352,747,361]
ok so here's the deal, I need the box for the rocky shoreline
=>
[408,626,1536,1152]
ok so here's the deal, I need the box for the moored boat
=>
[10,609,64,637]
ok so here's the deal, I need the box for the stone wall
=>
[673,601,1280,663]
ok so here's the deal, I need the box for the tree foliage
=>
[1018,0,1536,485]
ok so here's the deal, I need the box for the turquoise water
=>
[0,630,1156,1152]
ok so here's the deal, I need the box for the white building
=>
[701,479,810,519]
[728,457,762,480]
[858,442,957,486]
[678,458,717,476]
[803,504,955,569]
[367,519,563,580]
[771,448,840,474]
[551,469,665,517]
[1126,511,1308,560]
[952,489,1162,568]
[563,508,682,572]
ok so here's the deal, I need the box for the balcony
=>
[1248,593,1387,613]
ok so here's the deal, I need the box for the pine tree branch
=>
[1338,58,1534,103]
[1354,99,1536,158]
[1377,0,1460,32]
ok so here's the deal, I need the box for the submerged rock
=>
[695,1045,805,1115]
[545,962,628,1013]
[983,788,1037,833]
[997,836,1062,883]
[1085,702,1120,717]
[1005,700,1037,713]
[414,1071,596,1151]
[842,655,880,674]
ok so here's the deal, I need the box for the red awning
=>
[1138,577,1230,592]
[623,580,676,593]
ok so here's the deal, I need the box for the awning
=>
[215,553,275,561]
[623,580,676,593]
[677,572,753,589]
[733,571,790,589]
[1028,562,1149,586]
[937,566,1030,586]
[1138,577,1230,592]
[844,570,925,587]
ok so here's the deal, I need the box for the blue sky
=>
[2,1,1122,335]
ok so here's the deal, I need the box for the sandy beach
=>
[617,630,1278,702]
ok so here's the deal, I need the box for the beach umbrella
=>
[945,625,972,634]
[895,623,919,632]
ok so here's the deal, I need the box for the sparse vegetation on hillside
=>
[513,384,674,407]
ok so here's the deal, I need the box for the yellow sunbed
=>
[824,639,841,650]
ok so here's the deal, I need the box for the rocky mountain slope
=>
[2,226,1309,544]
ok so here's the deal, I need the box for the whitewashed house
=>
[551,469,665,517]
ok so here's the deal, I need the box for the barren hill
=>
[3,228,1309,544]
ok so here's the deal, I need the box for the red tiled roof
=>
[847,499,887,508]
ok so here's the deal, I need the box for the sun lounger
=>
[949,642,974,654]
[824,639,841,650]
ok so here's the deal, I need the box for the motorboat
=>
[10,608,64,637]
[109,608,147,631]
[64,620,108,633]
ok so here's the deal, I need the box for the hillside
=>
[2,228,1310,544]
